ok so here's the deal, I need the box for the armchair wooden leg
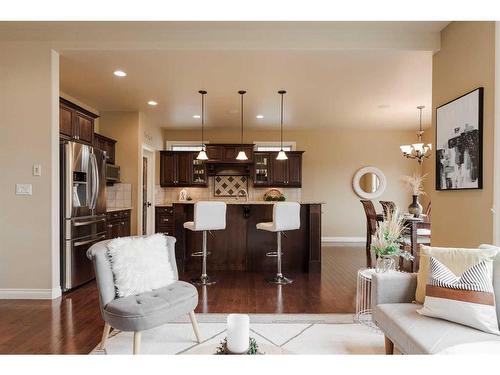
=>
[384,335,394,355]
[133,331,142,355]
[189,310,202,343]
[99,323,111,350]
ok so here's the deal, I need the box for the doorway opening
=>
[141,146,155,235]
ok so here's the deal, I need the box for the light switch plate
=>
[16,184,32,195]
[33,164,42,176]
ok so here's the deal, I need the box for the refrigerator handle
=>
[90,153,98,210]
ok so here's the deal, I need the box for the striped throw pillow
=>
[417,257,500,335]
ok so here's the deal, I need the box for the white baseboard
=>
[322,236,366,244]
[0,287,62,300]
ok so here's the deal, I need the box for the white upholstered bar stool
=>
[184,201,227,285]
[256,202,301,285]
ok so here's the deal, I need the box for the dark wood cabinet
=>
[206,145,222,160]
[94,133,117,164]
[205,144,254,161]
[254,151,303,187]
[176,152,192,185]
[160,151,207,187]
[155,206,175,236]
[253,152,271,186]
[59,104,73,137]
[59,98,98,146]
[106,209,131,239]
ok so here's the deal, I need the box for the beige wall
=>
[99,112,141,235]
[163,127,418,237]
[0,43,60,297]
[422,22,495,247]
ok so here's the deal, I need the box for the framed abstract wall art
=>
[435,87,483,190]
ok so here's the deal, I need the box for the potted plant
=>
[402,173,426,217]
[371,210,414,273]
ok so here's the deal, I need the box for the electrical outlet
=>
[16,184,32,195]
[33,164,42,176]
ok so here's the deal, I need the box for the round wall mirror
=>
[353,166,387,199]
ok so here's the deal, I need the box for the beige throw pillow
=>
[415,245,498,304]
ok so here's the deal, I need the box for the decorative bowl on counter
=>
[264,188,286,201]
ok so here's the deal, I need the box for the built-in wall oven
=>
[60,141,107,292]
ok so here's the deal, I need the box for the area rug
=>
[91,314,385,355]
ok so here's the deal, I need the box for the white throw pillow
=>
[417,257,500,335]
[107,234,176,298]
[415,245,498,303]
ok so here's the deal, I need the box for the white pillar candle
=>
[226,314,250,354]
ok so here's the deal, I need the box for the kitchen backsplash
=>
[106,183,132,209]
[155,176,301,204]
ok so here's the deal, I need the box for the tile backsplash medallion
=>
[106,183,132,209]
[155,176,301,204]
[214,176,249,197]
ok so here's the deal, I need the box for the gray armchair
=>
[372,264,500,354]
[87,236,202,354]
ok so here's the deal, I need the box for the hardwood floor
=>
[0,245,365,354]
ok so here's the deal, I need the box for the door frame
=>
[140,144,156,235]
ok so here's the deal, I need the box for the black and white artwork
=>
[436,88,483,190]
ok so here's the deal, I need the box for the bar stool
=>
[184,201,227,285]
[256,202,300,285]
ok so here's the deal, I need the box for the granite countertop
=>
[106,207,133,212]
[156,201,324,206]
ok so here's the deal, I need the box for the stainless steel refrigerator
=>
[60,141,107,292]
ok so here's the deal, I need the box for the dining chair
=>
[360,200,378,268]
[425,201,432,217]
[379,201,397,219]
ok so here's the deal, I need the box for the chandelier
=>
[400,105,432,164]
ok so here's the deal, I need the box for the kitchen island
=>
[155,201,322,274]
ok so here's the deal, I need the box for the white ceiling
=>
[60,49,433,130]
[35,21,447,131]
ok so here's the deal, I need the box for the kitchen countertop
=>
[156,201,324,207]
[106,207,132,212]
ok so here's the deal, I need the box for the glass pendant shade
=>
[196,148,208,160]
[412,143,424,153]
[276,150,288,160]
[236,150,248,160]
[400,145,412,154]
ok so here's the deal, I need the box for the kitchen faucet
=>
[237,189,249,202]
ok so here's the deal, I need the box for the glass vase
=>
[375,256,396,273]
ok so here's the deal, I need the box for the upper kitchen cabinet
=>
[160,151,207,187]
[93,133,117,164]
[268,151,304,187]
[59,98,99,146]
[205,144,254,161]
[253,152,271,186]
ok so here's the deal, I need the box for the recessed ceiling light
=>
[148,100,158,106]
[193,115,201,119]
[256,115,264,119]
[113,70,127,77]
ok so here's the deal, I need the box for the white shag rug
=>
[91,314,385,355]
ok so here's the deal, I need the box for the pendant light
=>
[400,105,432,164]
[236,90,248,161]
[196,90,208,160]
[276,90,288,160]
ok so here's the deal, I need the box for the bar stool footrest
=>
[266,251,283,257]
[191,251,211,257]
[266,275,293,285]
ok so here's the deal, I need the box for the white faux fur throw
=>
[107,234,175,298]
